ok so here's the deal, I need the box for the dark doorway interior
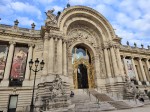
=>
[77,64,89,88]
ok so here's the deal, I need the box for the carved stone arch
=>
[65,18,103,44]
[58,6,116,41]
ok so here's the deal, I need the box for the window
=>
[8,95,18,112]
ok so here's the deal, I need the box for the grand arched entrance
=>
[72,45,95,89]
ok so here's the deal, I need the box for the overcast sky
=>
[0,0,150,48]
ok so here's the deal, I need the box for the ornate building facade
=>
[0,5,150,111]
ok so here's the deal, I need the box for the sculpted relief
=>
[67,25,98,48]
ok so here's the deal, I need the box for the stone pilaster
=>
[138,57,147,81]
[103,48,111,78]
[122,56,128,76]
[4,41,16,80]
[130,56,140,82]
[48,37,54,74]
[24,43,34,80]
[94,55,101,79]
[145,58,150,81]
[1,41,16,86]
[116,47,124,76]
[110,46,118,76]
[145,59,150,69]
[42,32,49,76]
[63,41,67,76]
[57,38,62,75]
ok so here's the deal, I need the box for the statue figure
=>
[124,76,140,102]
[45,9,57,26]
[49,74,64,97]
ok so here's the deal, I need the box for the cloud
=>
[0,0,150,46]
[70,0,97,5]
[10,2,42,20]
[17,16,37,27]
[45,5,63,13]
[95,4,116,20]
[36,0,54,5]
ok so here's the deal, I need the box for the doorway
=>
[77,64,89,88]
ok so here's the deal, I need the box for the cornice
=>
[0,31,41,40]
[120,45,150,55]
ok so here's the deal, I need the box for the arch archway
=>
[72,44,95,89]
[58,6,116,41]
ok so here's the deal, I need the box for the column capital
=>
[142,58,149,61]
[44,32,49,40]
[63,40,67,44]
[121,55,126,58]
[28,43,35,47]
[9,41,16,45]
[129,56,135,59]
[114,44,120,49]
[137,57,143,60]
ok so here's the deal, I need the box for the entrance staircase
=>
[71,89,144,112]
[71,89,115,112]
[89,89,114,101]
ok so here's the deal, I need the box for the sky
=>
[0,0,150,48]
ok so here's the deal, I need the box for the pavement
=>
[101,104,150,112]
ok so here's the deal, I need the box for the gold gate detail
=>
[73,58,95,89]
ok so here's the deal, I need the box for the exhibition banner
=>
[10,47,28,79]
[125,59,136,79]
[0,45,8,78]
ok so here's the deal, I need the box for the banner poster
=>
[10,47,28,79]
[125,59,136,79]
[0,45,8,78]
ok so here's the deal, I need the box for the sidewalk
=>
[101,104,150,112]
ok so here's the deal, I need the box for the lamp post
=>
[29,58,45,112]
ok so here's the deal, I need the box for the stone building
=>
[0,5,150,111]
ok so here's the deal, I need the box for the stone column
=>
[94,55,101,79]
[103,48,111,78]
[63,41,67,76]
[110,46,118,76]
[146,58,150,69]
[116,47,124,76]
[138,57,147,81]
[43,32,49,76]
[48,37,54,74]
[145,58,150,81]
[24,44,34,80]
[122,56,128,76]
[130,56,139,81]
[3,41,15,80]
[57,38,63,75]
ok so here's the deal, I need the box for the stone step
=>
[108,101,132,109]
[89,89,114,101]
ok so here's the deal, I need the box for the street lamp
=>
[29,58,45,112]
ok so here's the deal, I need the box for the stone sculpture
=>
[45,9,57,26]
[34,74,72,112]
[123,76,140,101]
